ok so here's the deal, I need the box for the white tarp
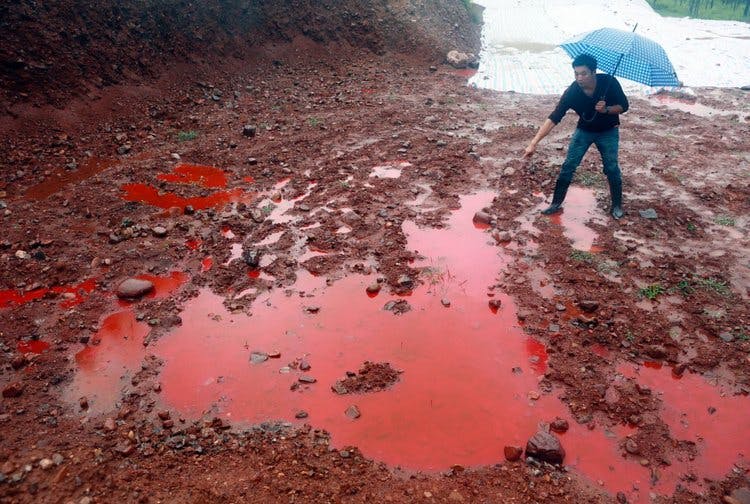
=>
[469,0,750,94]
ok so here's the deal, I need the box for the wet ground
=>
[1,44,749,503]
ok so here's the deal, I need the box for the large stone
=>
[503,445,523,462]
[446,50,477,69]
[525,430,565,464]
[116,278,154,299]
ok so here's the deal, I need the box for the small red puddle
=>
[453,68,478,78]
[68,310,149,412]
[0,278,97,309]
[619,363,750,499]
[116,272,187,307]
[201,257,213,272]
[547,186,600,251]
[151,191,660,492]
[157,164,227,188]
[185,239,202,251]
[17,340,50,354]
[25,158,116,200]
[121,183,245,210]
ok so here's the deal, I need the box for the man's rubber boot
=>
[541,178,570,215]
[609,179,624,219]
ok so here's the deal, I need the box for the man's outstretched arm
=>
[523,119,556,158]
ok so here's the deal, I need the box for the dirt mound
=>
[332,361,402,394]
[1,0,480,110]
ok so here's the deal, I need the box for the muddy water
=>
[25,157,117,200]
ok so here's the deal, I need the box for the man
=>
[523,54,629,219]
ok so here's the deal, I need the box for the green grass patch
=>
[570,250,595,263]
[695,277,731,296]
[714,214,736,226]
[646,0,750,21]
[307,117,321,127]
[639,283,665,300]
[177,130,198,142]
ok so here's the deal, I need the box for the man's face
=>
[574,65,595,89]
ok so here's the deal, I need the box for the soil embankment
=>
[1,1,749,504]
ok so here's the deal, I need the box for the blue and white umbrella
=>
[560,27,680,87]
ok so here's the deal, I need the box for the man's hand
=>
[522,143,536,159]
[595,100,607,113]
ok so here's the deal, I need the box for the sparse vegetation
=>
[695,277,731,296]
[639,283,665,300]
[570,250,595,263]
[177,130,198,142]
[714,214,735,227]
[307,117,321,127]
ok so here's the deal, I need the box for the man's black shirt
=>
[548,74,629,132]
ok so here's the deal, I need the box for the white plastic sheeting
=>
[468,0,750,94]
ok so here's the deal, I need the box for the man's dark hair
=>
[572,54,597,72]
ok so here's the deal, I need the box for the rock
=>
[729,487,750,504]
[247,157,258,165]
[157,410,170,420]
[617,492,628,503]
[525,430,565,464]
[344,405,361,419]
[504,445,523,462]
[116,278,155,299]
[52,453,64,465]
[645,345,667,359]
[441,298,451,307]
[298,375,317,384]
[152,226,168,237]
[171,153,181,160]
[268,350,281,358]
[488,299,502,311]
[2,382,23,398]
[578,300,599,312]
[491,230,511,243]
[550,418,569,433]
[250,352,269,364]
[719,332,735,342]
[39,459,54,470]
[446,50,477,69]
[103,417,116,431]
[304,306,320,314]
[242,125,257,137]
[383,299,411,315]
[429,65,438,72]
[15,250,30,260]
[295,410,309,419]
[366,283,381,295]
[242,249,261,268]
[473,211,492,225]
[79,397,89,410]
[397,275,414,289]
[10,355,27,370]
[639,208,658,219]
[299,360,311,371]
[625,438,640,454]
[115,441,134,456]
[332,381,348,395]
[528,390,540,400]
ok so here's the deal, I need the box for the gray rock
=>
[242,249,261,268]
[298,375,317,384]
[446,50,477,69]
[639,208,658,219]
[116,278,154,299]
[243,125,257,137]
[441,298,451,307]
[295,411,308,419]
[719,332,735,342]
[525,430,565,464]
[152,226,168,237]
[345,405,361,419]
[250,352,269,364]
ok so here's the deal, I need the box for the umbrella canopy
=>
[560,27,680,87]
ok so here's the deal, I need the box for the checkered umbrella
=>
[560,27,680,87]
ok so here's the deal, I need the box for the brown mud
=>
[1,1,750,503]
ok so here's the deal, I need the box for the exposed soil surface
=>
[1,1,750,503]
[332,362,402,395]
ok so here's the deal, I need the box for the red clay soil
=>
[1,1,750,503]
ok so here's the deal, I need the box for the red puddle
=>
[157,164,227,188]
[17,340,50,354]
[25,157,116,200]
[619,363,750,498]
[151,190,663,495]
[0,278,97,309]
[121,183,245,210]
[201,257,213,272]
[547,186,600,251]
[185,239,202,251]
[116,272,187,307]
[68,310,149,412]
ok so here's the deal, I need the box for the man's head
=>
[572,54,597,89]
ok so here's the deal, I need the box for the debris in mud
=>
[344,405,362,419]
[383,299,411,314]
[116,278,155,299]
[331,361,401,394]
[525,430,565,465]
[242,248,262,268]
